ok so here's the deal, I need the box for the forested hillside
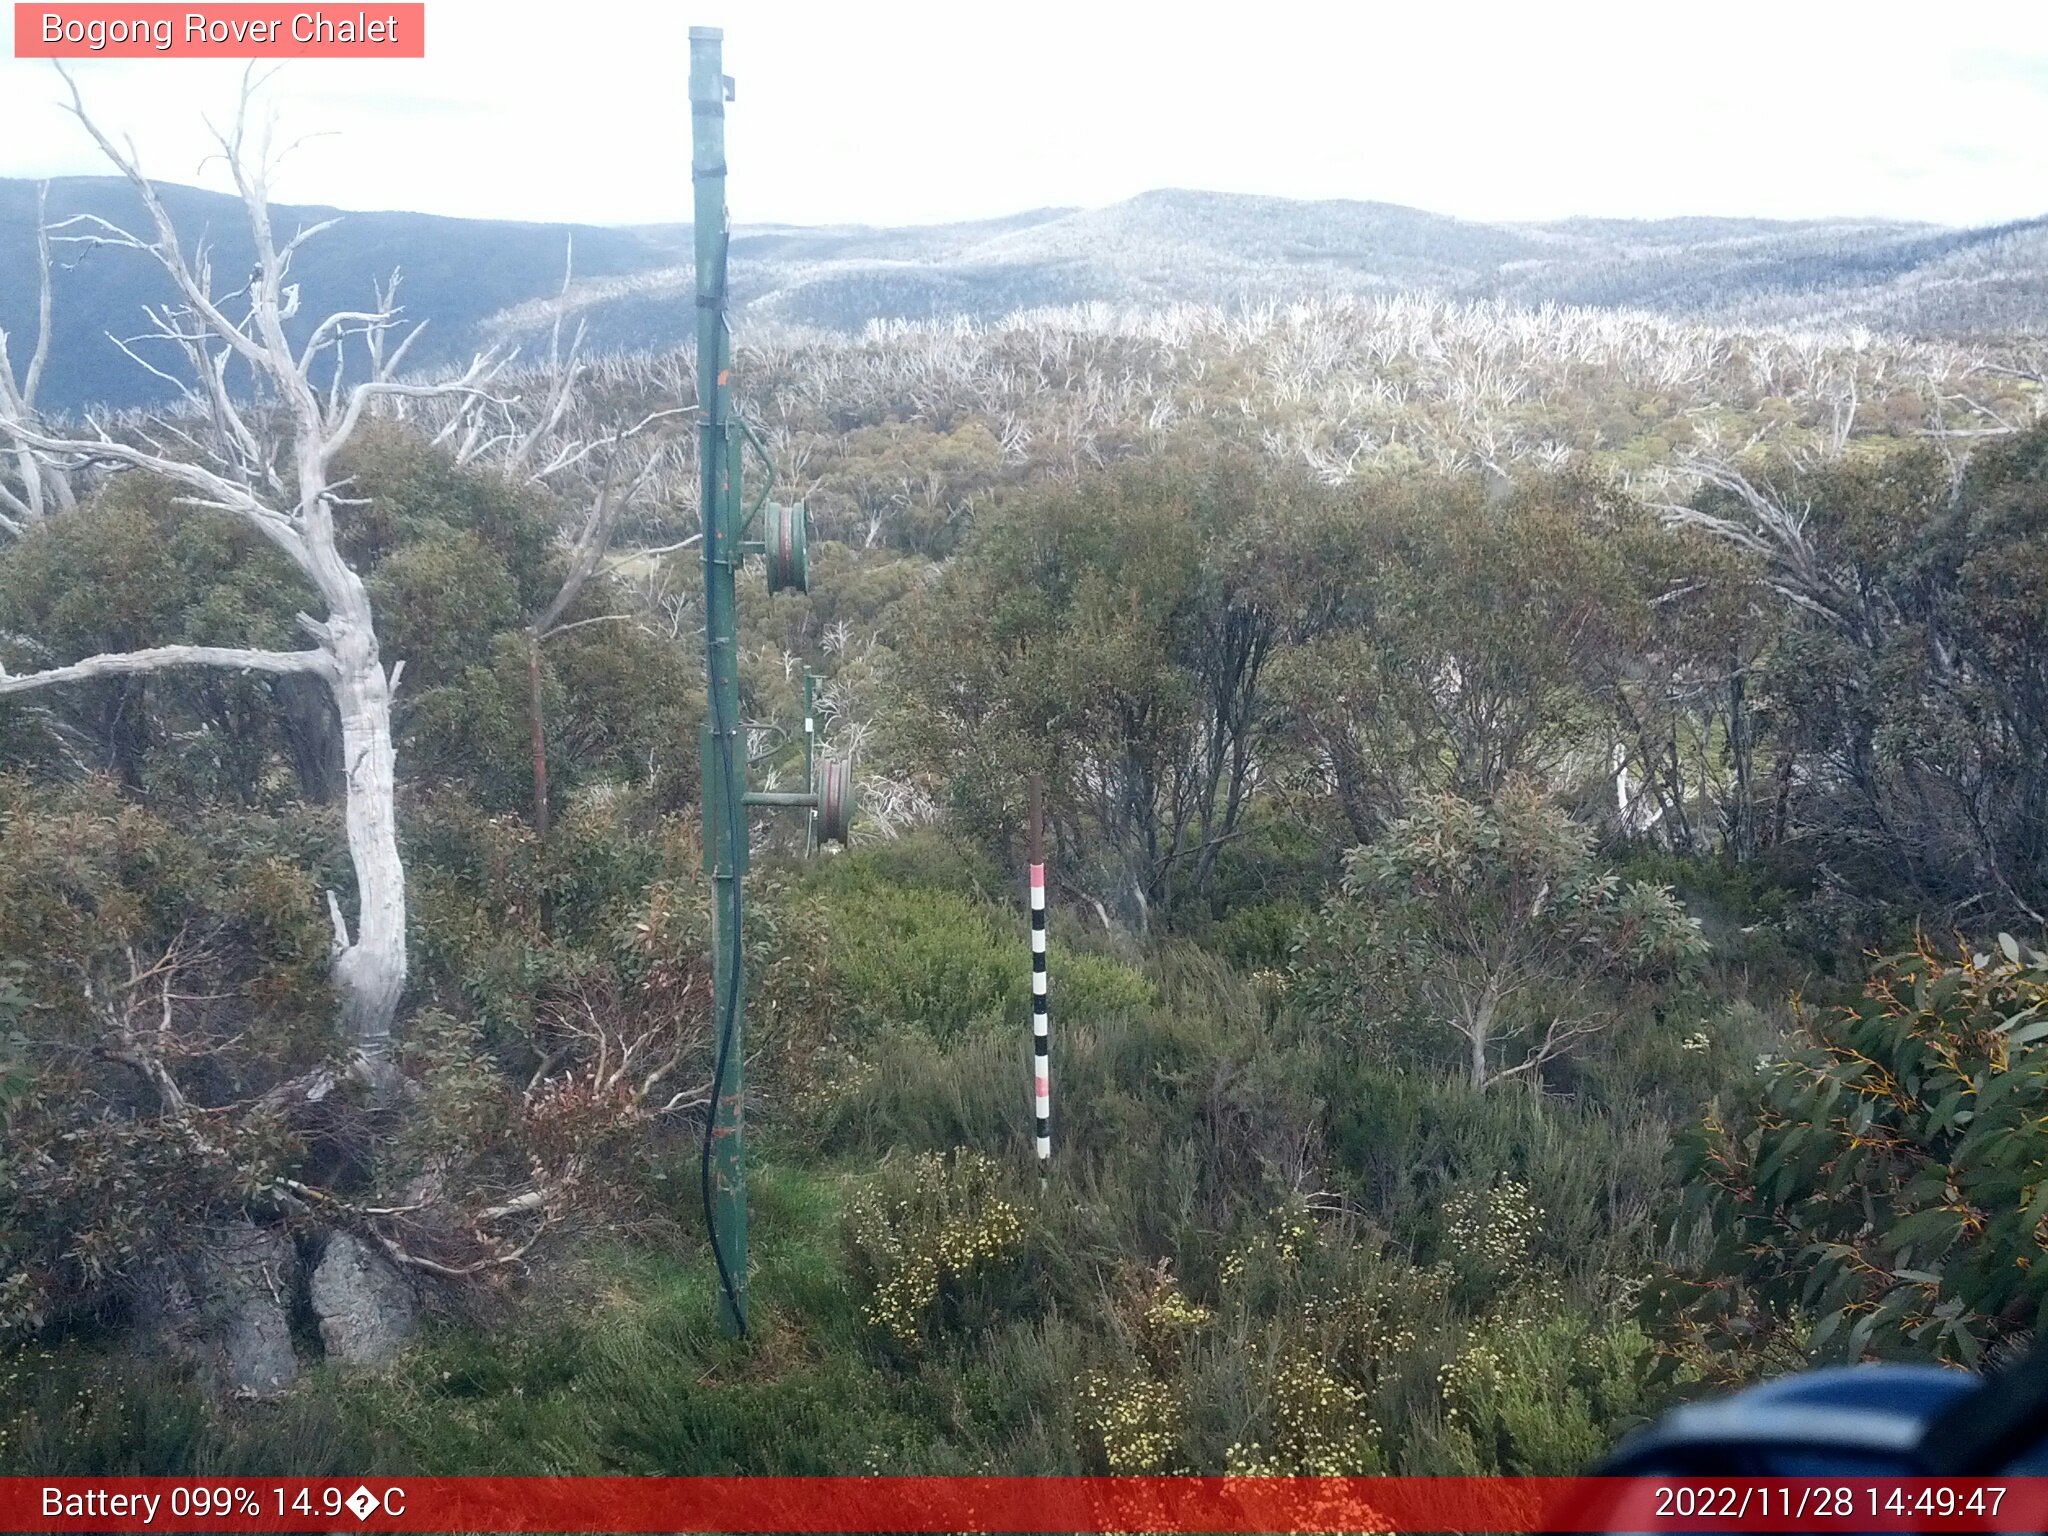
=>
[3,113,2047,1481]
[7,173,2048,414]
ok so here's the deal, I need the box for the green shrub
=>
[1439,1312,1651,1473]
[0,778,336,1331]
[1657,935,2048,1373]
[820,885,1019,1037]
[802,831,1001,902]
[797,857,1154,1041]
[1322,1059,1672,1291]
[1304,782,1706,1091]
[1202,898,1311,971]
[800,1027,1022,1158]
[1060,952,1159,1021]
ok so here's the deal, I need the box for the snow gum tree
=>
[0,76,498,1092]
[1317,781,1708,1090]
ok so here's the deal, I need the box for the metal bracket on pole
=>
[804,671,818,855]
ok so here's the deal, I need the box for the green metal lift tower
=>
[690,25,853,1338]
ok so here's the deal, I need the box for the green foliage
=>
[0,1343,386,1476]
[1319,1061,1666,1290]
[0,850,1710,1478]
[786,846,1155,1043]
[1202,898,1312,972]
[1439,1313,1653,1474]
[798,830,1001,902]
[367,532,523,689]
[811,419,1008,559]
[1734,428,2048,929]
[893,450,1331,921]
[816,884,1021,1039]
[403,789,691,1036]
[1306,781,1705,1088]
[391,789,719,1241]
[1271,473,1647,838]
[0,776,337,1330]
[404,625,700,819]
[1658,936,2048,1373]
[331,425,556,602]
[0,481,312,798]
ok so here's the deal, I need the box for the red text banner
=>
[13,5,425,58]
[3,1476,2045,1533]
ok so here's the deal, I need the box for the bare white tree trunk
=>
[329,609,405,1072]
[1464,988,1495,1091]
[0,72,501,1088]
[0,183,76,537]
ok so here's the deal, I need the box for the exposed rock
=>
[310,1231,416,1365]
[135,1219,300,1398]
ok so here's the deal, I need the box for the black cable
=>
[697,723,747,1337]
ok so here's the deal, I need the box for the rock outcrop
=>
[309,1231,416,1365]
[136,1219,299,1397]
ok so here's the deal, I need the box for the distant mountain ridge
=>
[4,177,2045,414]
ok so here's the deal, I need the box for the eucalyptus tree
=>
[1665,436,2048,929]
[894,451,1315,926]
[0,77,498,1091]
[1272,473,1640,840]
[1313,780,1706,1091]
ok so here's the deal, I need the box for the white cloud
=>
[1,0,2043,227]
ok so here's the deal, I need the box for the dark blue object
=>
[1599,1364,1982,1476]
[1578,1356,2048,1534]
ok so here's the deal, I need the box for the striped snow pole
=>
[1028,776,1051,1165]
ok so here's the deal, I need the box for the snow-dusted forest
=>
[2,69,2046,1484]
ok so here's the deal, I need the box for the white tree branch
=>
[0,417,308,562]
[0,643,333,696]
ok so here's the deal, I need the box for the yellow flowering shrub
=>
[1078,1370,1188,1474]
[1435,1177,1562,1314]
[843,1149,1024,1352]
[1118,1259,1215,1370]
[1218,1207,1317,1302]
[1227,1346,1379,1476]
[1438,1314,1651,1473]
[1303,1289,1419,1384]
[1438,1342,1505,1440]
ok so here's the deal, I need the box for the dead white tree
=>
[526,979,706,1120]
[0,182,77,534]
[0,73,499,1093]
[1657,459,1849,628]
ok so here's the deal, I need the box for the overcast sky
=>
[2,0,2045,230]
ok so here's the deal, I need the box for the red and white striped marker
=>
[1030,859,1050,1162]
[1028,775,1050,1165]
